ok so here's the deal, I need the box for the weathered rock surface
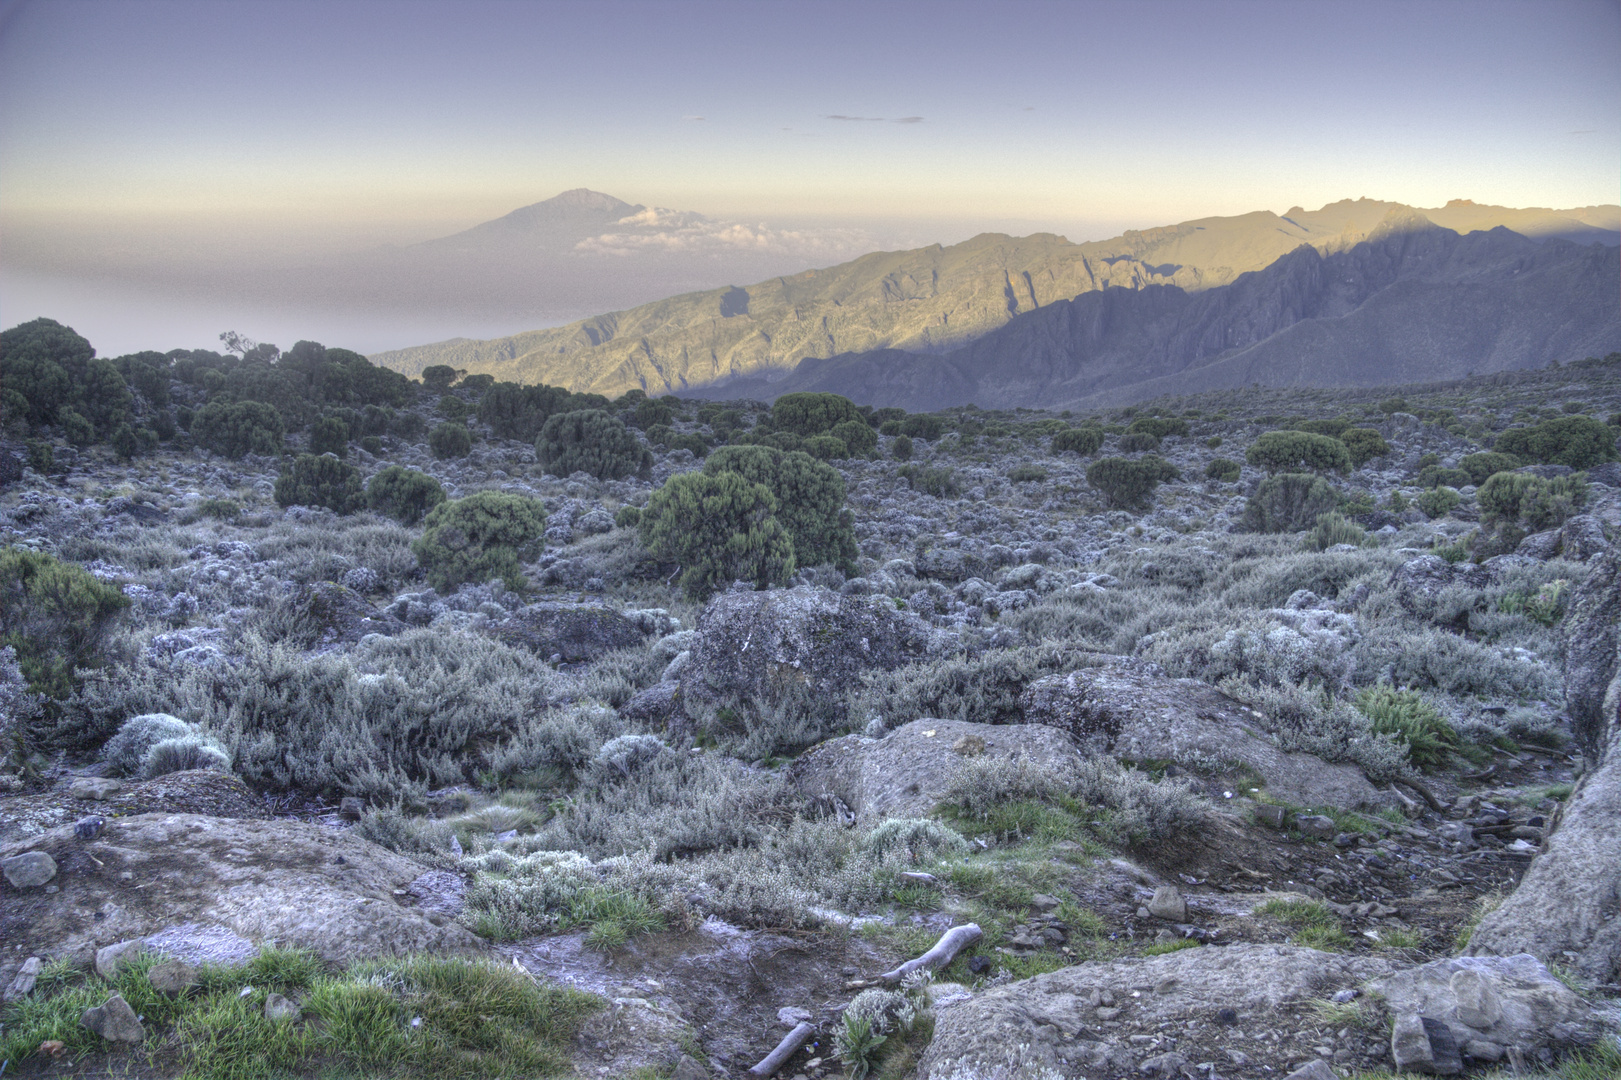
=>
[682,585,950,724]
[1020,658,1387,810]
[81,993,145,1043]
[789,718,1079,825]
[1369,954,1602,1057]
[0,813,482,993]
[1469,552,1621,980]
[1,769,267,845]
[490,601,646,661]
[1,849,57,888]
[917,943,1391,1080]
[287,581,405,647]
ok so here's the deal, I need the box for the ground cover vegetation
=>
[2,322,1619,1078]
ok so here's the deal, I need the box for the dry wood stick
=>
[747,1021,815,1077]
[877,922,982,985]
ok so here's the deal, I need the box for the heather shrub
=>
[428,422,472,459]
[1118,431,1160,452]
[830,418,878,457]
[274,454,364,514]
[535,409,650,480]
[851,646,1081,728]
[640,470,794,599]
[1355,686,1457,771]
[803,434,850,460]
[864,818,970,861]
[1246,430,1352,475]
[1087,456,1173,509]
[1478,471,1586,531]
[102,713,194,775]
[1301,512,1369,552]
[139,734,232,779]
[1243,473,1341,532]
[898,464,961,498]
[0,317,97,426]
[1127,416,1188,439]
[1339,427,1390,467]
[0,546,129,699]
[703,444,857,572]
[191,399,286,458]
[1007,464,1047,483]
[1052,426,1104,456]
[1415,486,1462,519]
[477,380,584,441]
[1205,457,1241,482]
[413,490,548,591]
[365,465,446,525]
[1494,415,1618,469]
[1460,451,1521,486]
[771,391,864,437]
[309,415,350,457]
[891,434,914,460]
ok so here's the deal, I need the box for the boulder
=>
[1,849,57,888]
[490,602,645,662]
[1019,658,1388,810]
[1369,954,1602,1058]
[617,682,687,731]
[917,546,988,583]
[95,939,147,979]
[1561,550,1621,759]
[1560,515,1610,562]
[288,581,404,647]
[0,813,482,989]
[789,719,1079,826]
[3,769,267,846]
[1389,555,1461,612]
[1516,530,1563,560]
[681,586,950,726]
[917,943,1391,1080]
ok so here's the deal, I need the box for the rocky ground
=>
[3,362,1621,1079]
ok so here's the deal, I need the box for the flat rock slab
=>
[0,770,267,846]
[0,813,482,992]
[1020,658,1387,810]
[789,718,1079,825]
[918,942,1392,1080]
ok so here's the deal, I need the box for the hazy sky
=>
[2,0,1618,353]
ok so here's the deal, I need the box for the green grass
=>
[1142,938,1202,956]
[0,949,599,1080]
[1374,927,1423,950]
[1254,897,1350,950]
[1293,924,1352,951]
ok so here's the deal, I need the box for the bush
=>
[1417,464,1472,489]
[704,445,857,572]
[1205,457,1241,482]
[309,416,349,457]
[535,409,650,480]
[275,454,364,514]
[1246,430,1352,475]
[0,317,96,426]
[897,464,961,498]
[898,414,946,441]
[803,434,850,460]
[0,547,129,699]
[1460,451,1521,486]
[771,392,864,437]
[1086,456,1170,509]
[1340,427,1390,467]
[436,394,470,422]
[1243,473,1341,532]
[1494,415,1618,469]
[191,399,286,458]
[477,380,582,441]
[1118,431,1161,452]
[1415,486,1462,519]
[1008,464,1047,483]
[830,419,878,458]
[640,471,795,599]
[1301,512,1368,551]
[1291,418,1350,437]
[413,491,549,591]
[1355,686,1457,772]
[1477,471,1586,531]
[428,422,472,459]
[1127,416,1188,439]
[613,505,641,529]
[81,356,133,436]
[1050,426,1103,456]
[420,364,461,392]
[59,408,94,447]
[110,422,140,460]
[103,713,194,775]
[365,466,446,525]
[891,434,914,460]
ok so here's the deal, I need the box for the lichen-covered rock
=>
[1561,515,1611,562]
[1562,549,1621,759]
[490,601,646,661]
[1020,658,1387,810]
[789,718,1079,825]
[289,581,404,647]
[682,585,951,724]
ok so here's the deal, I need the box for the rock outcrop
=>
[490,601,647,661]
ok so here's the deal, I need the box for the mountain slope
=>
[369,198,1619,397]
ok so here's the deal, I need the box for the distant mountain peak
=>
[544,188,639,213]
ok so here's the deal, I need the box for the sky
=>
[2,0,1618,355]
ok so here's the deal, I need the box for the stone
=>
[74,816,105,840]
[1138,1051,1188,1075]
[4,956,42,1001]
[264,992,301,1022]
[672,1055,708,1080]
[1,850,57,888]
[146,959,198,995]
[1296,814,1337,839]
[1020,659,1389,810]
[617,681,686,731]
[1464,1039,1505,1062]
[1449,967,1502,1029]
[1283,1061,1336,1080]
[777,1006,812,1026]
[70,777,122,800]
[338,797,365,821]
[1147,885,1187,921]
[1560,515,1610,562]
[81,993,145,1043]
[1030,893,1060,912]
[285,582,404,647]
[96,939,147,979]
[489,601,646,662]
[1370,954,1600,1055]
[1253,803,1287,828]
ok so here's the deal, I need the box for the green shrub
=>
[1205,457,1241,482]
[0,546,129,699]
[413,491,549,591]
[0,317,96,426]
[667,431,710,457]
[1118,431,1161,452]
[81,356,133,435]
[703,444,857,572]
[477,381,583,441]
[896,414,945,440]
[428,422,472,459]
[1246,430,1352,475]
[1087,456,1169,509]
[622,394,675,430]
[1340,427,1390,467]
[1379,397,1407,414]
[1242,472,1341,532]
[1415,486,1462,519]
[1460,451,1521,486]
[110,422,140,460]
[1127,416,1188,439]
[1301,512,1368,551]
[1497,578,1568,626]
[365,466,446,525]
[897,464,962,498]
[891,434,914,461]
[830,418,878,457]
[641,471,795,599]
[613,505,641,529]
[360,435,384,455]
[535,409,650,480]
[1494,416,1619,469]
[275,454,365,514]
[1291,418,1350,438]
[1355,686,1457,771]
[1478,471,1586,531]
[1008,464,1047,483]
[436,394,471,422]
[59,408,95,447]
[191,399,286,458]
[195,497,241,521]
[309,415,350,457]
[803,433,850,460]
[420,364,461,392]
[771,392,864,437]
[1417,464,1472,489]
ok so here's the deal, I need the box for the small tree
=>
[1086,456,1173,509]
[429,422,473,459]
[1494,416,1618,469]
[0,546,129,699]
[365,465,446,525]
[274,454,364,514]
[1246,430,1352,475]
[1205,457,1241,482]
[1460,451,1521,486]
[771,392,865,437]
[703,444,856,572]
[1127,416,1188,439]
[1052,427,1104,456]
[1339,427,1391,467]
[831,419,878,458]
[1478,471,1586,531]
[420,364,462,392]
[310,415,350,457]
[1242,472,1341,532]
[412,491,548,591]
[891,434,914,461]
[191,399,286,458]
[535,409,650,480]
[640,471,795,599]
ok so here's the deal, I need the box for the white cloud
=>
[575,211,874,259]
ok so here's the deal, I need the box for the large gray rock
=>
[789,719,1079,825]
[1369,954,1602,1058]
[682,586,950,725]
[1560,515,1610,562]
[917,943,1391,1080]
[1020,658,1387,810]
[490,602,645,662]
[82,993,145,1043]
[287,581,405,647]
[0,813,482,991]
[1,849,57,888]
[1562,549,1621,759]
